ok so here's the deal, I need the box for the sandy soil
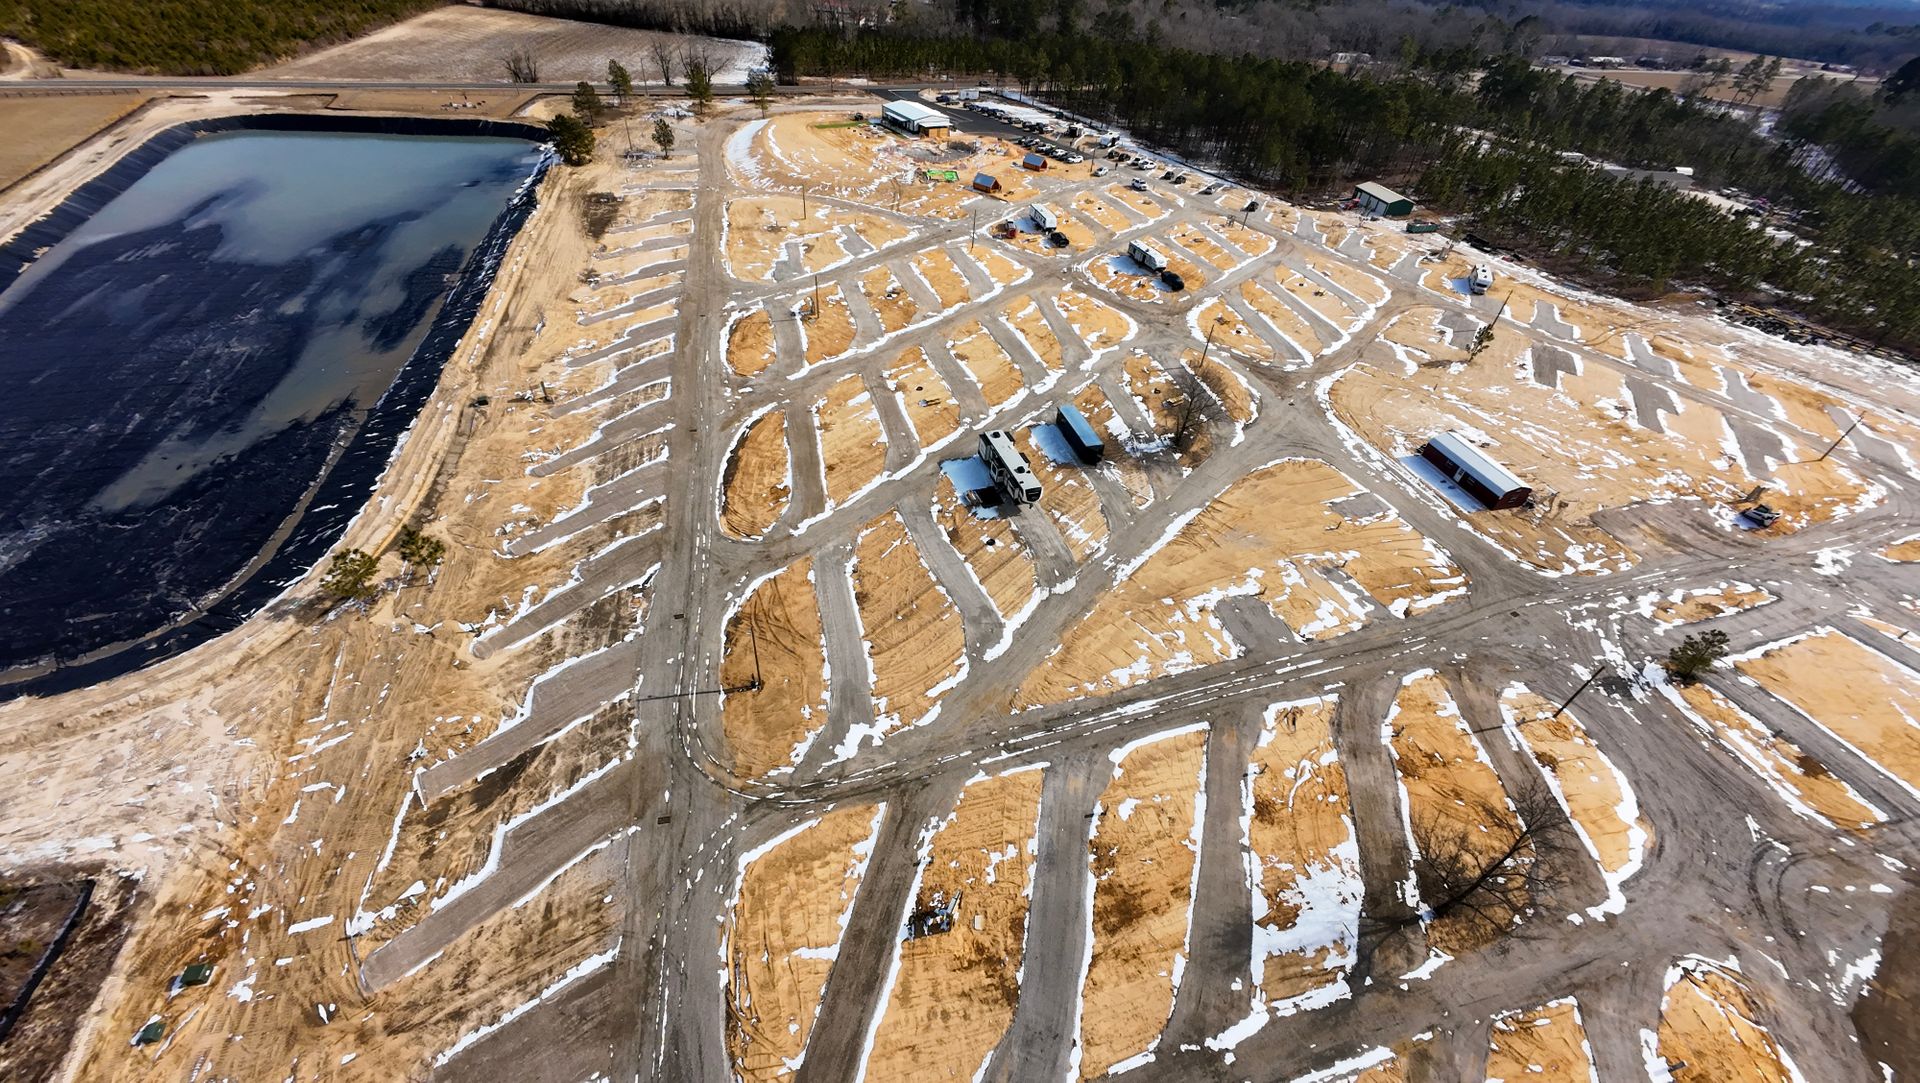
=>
[1193,298,1278,364]
[1089,249,1202,304]
[1881,534,1920,563]
[1666,682,1883,831]
[731,113,1044,220]
[948,320,1026,408]
[1016,459,1464,707]
[1240,280,1326,357]
[321,89,541,118]
[721,409,792,540]
[259,7,765,84]
[970,243,1029,288]
[1246,698,1361,1007]
[911,248,974,311]
[1383,672,1525,954]
[1736,630,1920,797]
[1649,957,1802,1082]
[1072,383,1154,507]
[0,128,719,1079]
[721,558,829,779]
[1329,308,1876,573]
[1303,253,1389,309]
[860,265,919,335]
[1105,183,1171,223]
[1054,289,1134,356]
[799,284,858,367]
[1647,584,1775,626]
[1485,997,1597,1083]
[814,374,888,508]
[1168,222,1241,272]
[1072,192,1134,233]
[725,803,886,1082]
[724,195,911,283]
[1003,299,1065,370]
[0,93,150,191]
[851,514,967,734]
[1217,219,1276,259]
[884,347,960,448]
[1500,687,1647,890]
[933,477,1038,623]
[1016,427,1107,562]
[860,766,1043,1081]
[1277,266,1361,332]
[728,308,778,378]
[1077,726,1208,1080]
[1123,352,1180,439]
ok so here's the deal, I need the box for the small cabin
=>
[972,172,1001,193]
[1021,152,1048,171]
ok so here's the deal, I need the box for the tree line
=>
[0,0,439,75]
[770,26,1920,350]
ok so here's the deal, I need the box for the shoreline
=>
[0,113,555,698]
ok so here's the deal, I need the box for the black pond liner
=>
[0,114,555,701]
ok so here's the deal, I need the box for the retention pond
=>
[0,119,549,693]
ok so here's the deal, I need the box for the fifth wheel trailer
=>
[980,430,1042,504]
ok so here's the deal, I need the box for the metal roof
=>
[882,100,949,126]
[1355,181,1410,205]
[1426,431,1527,497]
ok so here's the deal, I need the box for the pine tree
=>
[572,80,604,124]
[547,114,596,165]
[607,59,633,105]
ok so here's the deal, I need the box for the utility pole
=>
[1554,663,1610,718]
[810,272,820,321]
[1817,412,1865,461]
[969,207,977,252]
[1198,314,1227,369]
[801,185,809,220]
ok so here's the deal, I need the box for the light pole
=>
[1817,412,1866,462]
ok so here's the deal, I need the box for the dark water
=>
[0,130,544,676]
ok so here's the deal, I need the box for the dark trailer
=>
[1420,431,1531,509]
[1056,403,1105,463]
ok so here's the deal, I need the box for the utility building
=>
[881,100,952,136]
[1354,181,1414,217]
[972,172,1001,193]
[1021,152,1048,171]
[1421,431,1531,509]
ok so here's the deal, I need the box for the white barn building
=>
[881,100,951,136]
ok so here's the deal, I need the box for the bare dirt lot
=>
[11,88,1920,1083]
[258,7,766,84]
[0,92,148,191]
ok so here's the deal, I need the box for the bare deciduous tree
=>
[1357,786,1576,971]
[650,38,677,86]
[1163,357,1222,455]
[502,47,541,84]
